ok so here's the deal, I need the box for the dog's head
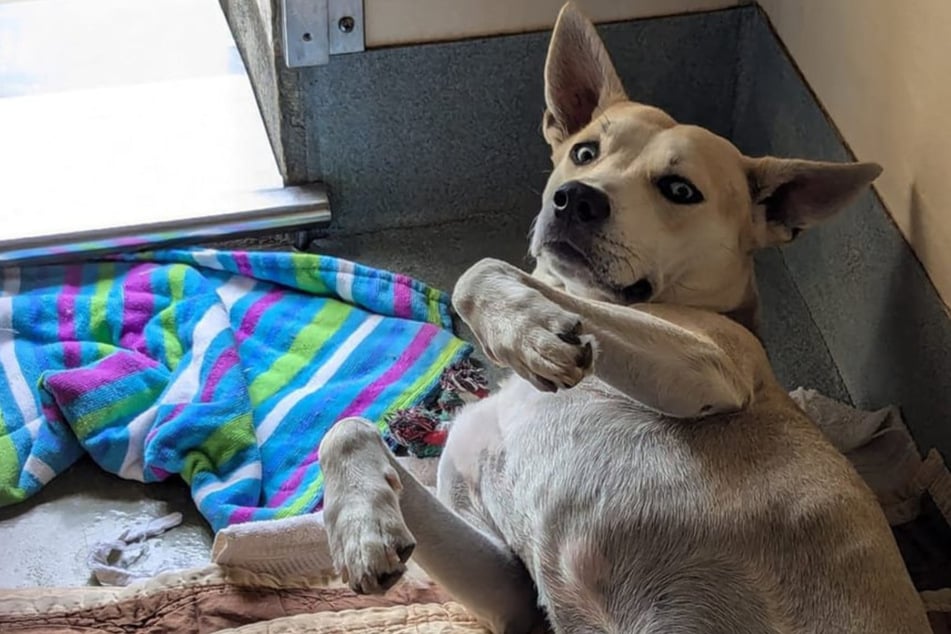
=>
[530,3,882,320]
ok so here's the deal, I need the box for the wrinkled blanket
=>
[0,249,471,530]
[0,564,485,634]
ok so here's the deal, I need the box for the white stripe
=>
[24,417,42,441]
[116,306,230,477]
[24,455,56,485]
[162,305,230,403]
[0,297,38,427]
[256,314,383,446]
[336,259,355,303]
[3,268,20,295]
[117,404,159,481]
[215,275,257,312]
[192,462,262,507]
[190,249,223,270]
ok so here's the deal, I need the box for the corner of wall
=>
[727,2,758,146]
[733,5,951,457]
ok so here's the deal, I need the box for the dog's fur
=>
[319,5,931,632]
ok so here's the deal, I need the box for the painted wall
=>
[758,0,951,311]
[364,0,742,46]
[295,10,742,232]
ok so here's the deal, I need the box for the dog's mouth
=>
[543,241,654,304]
[544,240,590,265]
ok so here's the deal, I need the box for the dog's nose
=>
[552,181,610,223]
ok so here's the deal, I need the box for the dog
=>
[318,4,931,632]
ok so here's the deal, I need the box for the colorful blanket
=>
[0,249,472,531]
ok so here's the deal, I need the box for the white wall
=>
[759,0,951,310]
[364,0,741,46]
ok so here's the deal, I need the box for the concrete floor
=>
[0,459,212,588]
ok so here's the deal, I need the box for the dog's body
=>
[319,5,931,632]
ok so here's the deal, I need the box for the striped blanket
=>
[0,249,472,531]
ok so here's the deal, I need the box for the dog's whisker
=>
[673,279,704,294]
[717,242,742,256]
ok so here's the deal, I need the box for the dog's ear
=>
[543,3,627,147]
[746,157,883,246]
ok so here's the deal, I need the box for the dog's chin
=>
[541,242,655,305]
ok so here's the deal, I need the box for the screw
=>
[338,16,355,33]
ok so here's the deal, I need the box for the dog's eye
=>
[657,175,704,205]
[570,141,599,166]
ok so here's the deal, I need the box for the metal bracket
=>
[282,0,365,68]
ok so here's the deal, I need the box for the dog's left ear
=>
[746,156,883,246]
[543,3,627,147]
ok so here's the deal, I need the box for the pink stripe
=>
[267,325,437,509]
[46,352,160,407]
[57,266,83,368]
[339,325,437,418]
[42,401,63,424]
[145,402,187,447]
[120,264,157,353]
[233,252,253,277]
[150,466,172,480]
[228,506,255,525]
[200,347,239,402]
[235,289,283,344]
[265,454,317,508]
[393,275,413,319]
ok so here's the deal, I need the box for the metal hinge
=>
[282,0,365,68]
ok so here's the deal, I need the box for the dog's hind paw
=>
[332,500,416,594]
[320,418,416,594]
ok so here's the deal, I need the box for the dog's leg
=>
[454,259,766,419]
[319,417,544,634]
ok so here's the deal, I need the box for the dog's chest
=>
[467,377,717,555]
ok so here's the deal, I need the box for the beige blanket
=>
[0,564,477,633]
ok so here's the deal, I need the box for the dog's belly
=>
[440,375,927,633]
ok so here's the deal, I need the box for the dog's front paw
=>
[320,418,416,594]
[491,304,597,392]
[452,258,597,391]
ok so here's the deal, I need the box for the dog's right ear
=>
[746,157,883,246]
[543,3,627,147]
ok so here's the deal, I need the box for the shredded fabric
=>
[385,363,488,457]
[0,248,474,530]
[87,512,183,586]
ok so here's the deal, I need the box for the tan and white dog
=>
[319,5,931,633]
